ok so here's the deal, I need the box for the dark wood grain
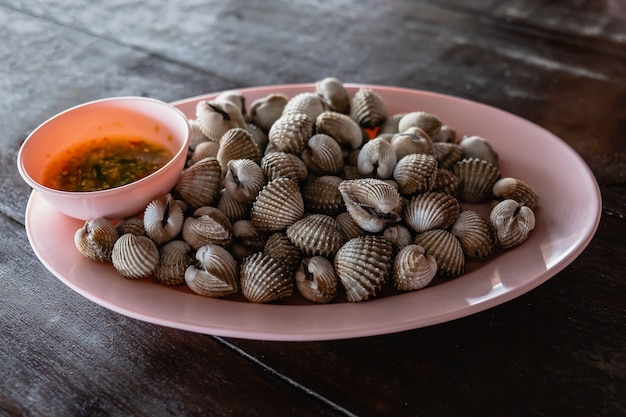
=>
[1,1,624,416]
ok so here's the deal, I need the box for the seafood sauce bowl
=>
[17,96,191,221]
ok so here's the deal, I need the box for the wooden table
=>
[2,1,624,416]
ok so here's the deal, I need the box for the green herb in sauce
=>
[43,136,174,192]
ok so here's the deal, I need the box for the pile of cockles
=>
[74,77,539,304]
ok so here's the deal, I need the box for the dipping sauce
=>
[43,136,174,192]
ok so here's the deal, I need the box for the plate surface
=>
[25,84,601,341]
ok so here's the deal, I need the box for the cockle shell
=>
[453,158,501,203]
[286,214,346,257]
[492,177,540,210]
[357,137,397,179]
[154,240,193,285]
[231,219,267,260]
[413,229,464,277]
[389,127,434,160]
[338,178,402,233]
[397,111,442,139]
[315,111,363,151]
[182,206,232,250]
[263,232,302,273]
[240,252,293,303]
[450,210,494,260]
[195,100,246,142]
[282,92,328,122]
[143,193,185,245]
[404,192,461,233]
[350,88,388,129]
[334,235,393,302]
[111,233,160,279]
[260,151,308,183]
[392,153,438,196]
[432,168,461,197]
[74,217,119,262]
[217,128,261,173]
[459,136,499,167]
[489,199,536,249]
[215,90,247,117]
[185,244,239,297]
[175,156,222,209]
[249,93,289,132]
[383,224,414,253]
[296,256,338,304]
[268,112,313,155]
[433,142,464,170]
[392,244,437,291]
[115,216,145,237]
[335,211,366,240]
[216,189,252,223]
[224,159,266,203]
[302,175,345,215]
[250,178,304,232]
[301,133,344,175]
[315,77,350,114]
[187,140,220,166]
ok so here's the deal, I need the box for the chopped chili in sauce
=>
[43,136,173,192]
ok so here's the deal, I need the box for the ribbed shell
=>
[301,134,344,175]
[296,256,338,304]
[335,212,366,240]
[240,252,293,303]
[315,111,363,150]
[154,240,193,285]
[413,229,464,277]
[111,233,160,279]
[404,192,461,233]
[392,244,438,291]
[185,244,239,297]
[433,142,464,170]
[492,177,540,210]
[260,151,308,183]
[249,93,289,132]
[459,136,499,167]
[182,206,232,250]
[250,178,304,232]
[389,128,434,160]
[357,137,397,179]
[215,90,247,116]
[143,193,184,245]
[195,100,246,142]
[268,112,313,155]
[334,235,393,302]
[187,140,220,166]
[338,178,402,233]
[74,217,119,262]
[263,232,302,273]
[432,168,461,197]
[350,88,388,129]
[382,224,414,253]
[224,159,266,203]
[392,153,438,196]
[286,214,346,257]
[489,199,536,249]
[216,189,252,223]
[115,216,145,237]
[315,77,350,114]
[217,128,261,173]
[397,111,442,138]
[188,118,210,150]
[282,92,327,122]
[453,158,501,203]
[450,210,494,260]
[175,156,222,209]
[302,175,345,215]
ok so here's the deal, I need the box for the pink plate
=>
[25,84,601,341]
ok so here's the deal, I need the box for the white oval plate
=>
[25,84,601,341]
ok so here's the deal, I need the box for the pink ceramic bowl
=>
[17,96,190,220]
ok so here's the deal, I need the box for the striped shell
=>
[414,229,464,277]
[216,189,252,223]
[392,244,438,291]
[268,112,313,155]
[432,168,461,197]
[315,111,363,150]
[195,100,246,142]
[250,178,304,232]
[450,210,494,260]
[249,93,289,132]
[302,175,345,215]
[115,216,145,237]
[453,158,500,203]
[111,233,160,279]
[74,217,119,262]
[260,151,308,183]
[492,177,540,210]
[286,214,345,257]
[263,232,302,273]
[489,199,536,249]
[334,235,393,302]
[175,156,222,209]
[143,193,184,245]
[433,142,464,170]
[335,211,366,240]
[282,92,328,122]
[224,159,266,203]
[397,111,442,138]
[350,88,388,129]
[315,77,350,114]
[338,178,402,233]
[383,224,414,253]
[296,256,338,304]
[154,240,193,285]
[392,153,438,196]
[301,134,344,175]
[240,252,293,303]
[357,137,397,179]
[389,127,434,160]
[404,192,461,233]
[185,244,239,297]
[459,136,499,167]
[217,128,261,173]
[182,206,232,250]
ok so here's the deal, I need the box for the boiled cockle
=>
[154,240,193,286]
[490,199,536,249]
[392,244,437,291]
[143,193,185,245]
[338,178,402,233]
[250,177,304,232]
[111,233,160,279]
[240,252,293,303]
[295,256,338,304]
[224,158,265,203]
[74,217,119,262]
[357,137,397,179]
[315,77,350,114]
[492,177,540,210]
[185,244,239,297]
